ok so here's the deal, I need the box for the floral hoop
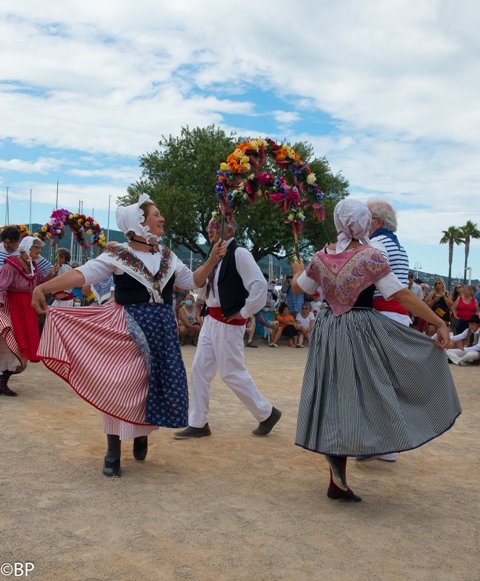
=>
[0,224,32,238]
[212,138,327,257]
[34,209,106,249]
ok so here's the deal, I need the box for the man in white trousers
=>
[174,219,281,439]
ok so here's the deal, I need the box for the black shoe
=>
[0,387,17,396]
[327,489,362,502]
[133,436,148,461]
[252,407,282,436]
[174,424,211,439]
[103,458,121,477]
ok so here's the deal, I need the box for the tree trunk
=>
[447,241,453,291]
[463,238,470,285]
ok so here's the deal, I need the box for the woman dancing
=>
[32,194,225,477]
[0,236,56,396]
[292,199,461,502]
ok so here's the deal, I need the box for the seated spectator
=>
[295,303,315,348]
[425,278,452,337]
[255,303,280,344]
[275,303,300,348]
[178,293,202,346]
[245,314,258,348]
[310,291,323,316]
[445,315,480,366]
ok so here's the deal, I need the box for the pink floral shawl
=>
[305,246,392,316]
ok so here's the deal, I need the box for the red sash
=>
[208,307,246,326]
[373,297,409,316]
[52,291,74,301]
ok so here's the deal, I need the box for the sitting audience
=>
[178,293,202,346]
[274,303,300,348]
[295,303,315,348]
[445,314,480,366]
[255,304,280,344]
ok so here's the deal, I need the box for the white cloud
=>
[272,111,300,124]
[0,157,62,173]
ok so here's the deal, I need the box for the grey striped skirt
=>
[296,308,461,457]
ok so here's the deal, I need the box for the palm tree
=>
[459,221,480,284]
[440,227,463,291]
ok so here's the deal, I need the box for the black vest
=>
[114,272,175,306]
[217,239,249,318]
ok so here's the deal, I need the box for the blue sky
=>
[1,0,479,279]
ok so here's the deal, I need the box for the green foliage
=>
[459,221,480,284]
[439,226,463,291]
[120,126,349,260]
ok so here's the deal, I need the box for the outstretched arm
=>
[32,270,86,314]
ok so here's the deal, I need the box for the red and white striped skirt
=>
[38,300,152,425]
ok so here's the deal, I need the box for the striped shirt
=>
[370,234,409,299]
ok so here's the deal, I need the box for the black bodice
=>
[353,284,375,308]
[114,272,175,306]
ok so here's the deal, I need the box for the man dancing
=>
[364,199,411,462]
[174,219,281,439]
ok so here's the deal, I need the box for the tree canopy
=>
[119,125,349,260]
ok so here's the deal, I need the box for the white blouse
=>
[78,245,196,290]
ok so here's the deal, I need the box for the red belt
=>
[208,307,246,326]
[52,292,74,301]
[373,297,409,316]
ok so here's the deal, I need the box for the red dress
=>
[0,257,47,370]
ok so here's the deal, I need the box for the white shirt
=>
[450,327,480,352]
[78,245,195,290]
[296,311,315,326]
[310,300,323,313]
[197,238,267,319]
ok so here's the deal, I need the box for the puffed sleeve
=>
[0,265,16,304]
[77,254,123,285]
[174,258,196,290]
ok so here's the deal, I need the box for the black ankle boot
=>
[0,371,16,396]
[103,458,121,477]
[133,436,148,461]
[104,434,121,476]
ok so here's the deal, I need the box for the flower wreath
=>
[34,209,106,249]
[212,138,328,258]
[0,224,32,238]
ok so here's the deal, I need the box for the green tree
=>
[439,226,463,291]
[120,126,349,260]
[459,220,480,284]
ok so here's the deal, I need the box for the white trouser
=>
[445,349,479,365]
[189,316,272,428]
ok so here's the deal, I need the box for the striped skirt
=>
[296,308,461,457]
[38,301,188,428]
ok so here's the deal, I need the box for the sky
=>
[1,0,479,279]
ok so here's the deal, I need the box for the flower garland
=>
[0,224,32,238]
[213,138,327,257]
[34,209,106,249]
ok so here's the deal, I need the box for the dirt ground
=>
[0,341,479,581]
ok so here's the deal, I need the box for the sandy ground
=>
[0,341,479,581]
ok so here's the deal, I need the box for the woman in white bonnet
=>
[290,199,461,503]
[0,236,56,396]
[32,195,225,478]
